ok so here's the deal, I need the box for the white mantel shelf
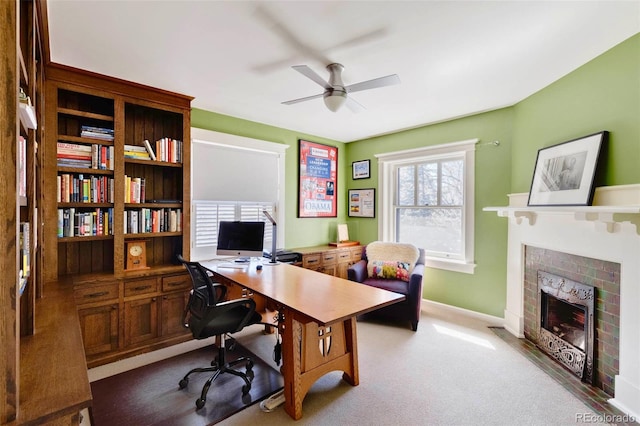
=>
[484,185,640,233]
[483,205,640,232]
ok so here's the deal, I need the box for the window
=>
[192,201,275,258]
[377,139,477,274]
[190,128,288,261]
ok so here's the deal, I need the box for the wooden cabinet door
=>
[78,303,119,356]
[336,249,352,279]
[124,297,159,346]
[161,291,190,337]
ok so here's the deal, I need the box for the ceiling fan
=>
[282,63,400,112]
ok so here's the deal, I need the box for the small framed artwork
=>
[352,159,370,180]
[528,131,608,206]
[298,139,338,217]
[348,188,375,218]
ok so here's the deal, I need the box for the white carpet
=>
[219,307,606,426]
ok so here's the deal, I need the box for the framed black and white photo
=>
[528,131,608,206]
[352,159,370,180]
[348,188,375,217]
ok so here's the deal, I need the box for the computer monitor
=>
[216,221,265,260]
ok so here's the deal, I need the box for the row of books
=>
[57,142,115,170]
[124,175,145,203]
[124,208,182,234]
[81,125,114,141]
[124,139,183,164]
[57,207,114,237]
[19,222,30,295]
[153,138,183,163]
[57,174,114,203]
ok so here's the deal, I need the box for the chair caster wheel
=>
[242,384,251,395]
[196,398,206,409]
[247,360,254,371]
[179,378,188,389]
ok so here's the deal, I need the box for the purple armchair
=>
[347,242,424,331]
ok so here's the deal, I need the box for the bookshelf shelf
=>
[57,235,114,243]
[124,158,183,167]
[57,107,114,122]
[57,134,115,146]
[57,166,113,175]
[124,231,183,239]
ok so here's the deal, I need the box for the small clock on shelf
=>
[125,240,149,270]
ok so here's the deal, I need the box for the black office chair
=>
[177,255,263,409]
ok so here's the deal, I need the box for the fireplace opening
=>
[541,293,586,351]
[537,271,595,383]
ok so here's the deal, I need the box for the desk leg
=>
[281,311,360,420]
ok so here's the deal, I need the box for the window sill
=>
[424,257,476,274]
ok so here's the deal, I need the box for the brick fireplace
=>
[485,184,640,419]
[524,248,619,394]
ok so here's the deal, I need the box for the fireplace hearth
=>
[537,271,595,383]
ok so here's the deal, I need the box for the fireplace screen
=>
[537,271,595,383]
[541,293,586,351]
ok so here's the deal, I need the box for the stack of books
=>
[57,143,114,170]
[81,125,114,141]
[124,144,151,161]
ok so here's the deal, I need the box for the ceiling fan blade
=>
[254,5,332,66]
[282,93,324,105]
[345,74,401,94]
[345,96,366,113]
[292,65,331,89]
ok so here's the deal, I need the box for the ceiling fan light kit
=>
[323,90,347,112]
[283,63,400,113]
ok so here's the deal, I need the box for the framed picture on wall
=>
[352,159,370,179]
[298,139,338,217]
[348,188,375,218]
[528,131,608,206]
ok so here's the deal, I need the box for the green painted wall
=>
[191,109,348,248]
[346,108,514,318]
[191,33,639,319]
[512,33,640,192]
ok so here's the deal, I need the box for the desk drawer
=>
[162,274,191,292]
[322,251,338,265]
[337,250,351,262]
[350,246,364,261]
[124,278,158,297]
[302,253,322,269]
[75,283,119,305]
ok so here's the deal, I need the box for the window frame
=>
[376,138,478,274]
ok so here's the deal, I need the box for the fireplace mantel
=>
[484,184,640,232]
[487,184,640,419]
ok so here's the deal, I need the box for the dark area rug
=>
[90,343,283,426]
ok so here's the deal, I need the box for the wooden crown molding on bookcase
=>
[45,63,194,108]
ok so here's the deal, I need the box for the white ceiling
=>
[46,1,640,143]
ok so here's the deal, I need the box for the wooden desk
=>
[202,261,404,420]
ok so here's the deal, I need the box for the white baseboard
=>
[422,298,504,327]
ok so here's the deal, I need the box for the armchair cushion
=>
[366,241,420,280]
[369,260,412,282]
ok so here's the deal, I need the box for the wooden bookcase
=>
[43,64,192,278]
[42,64,194,366]
[2,0,44,421]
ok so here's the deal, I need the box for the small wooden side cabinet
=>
[293,245,363,279]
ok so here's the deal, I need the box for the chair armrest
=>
[347,259,368,283]
[406,263,425,303]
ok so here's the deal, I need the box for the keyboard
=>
[216,262,249,269]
